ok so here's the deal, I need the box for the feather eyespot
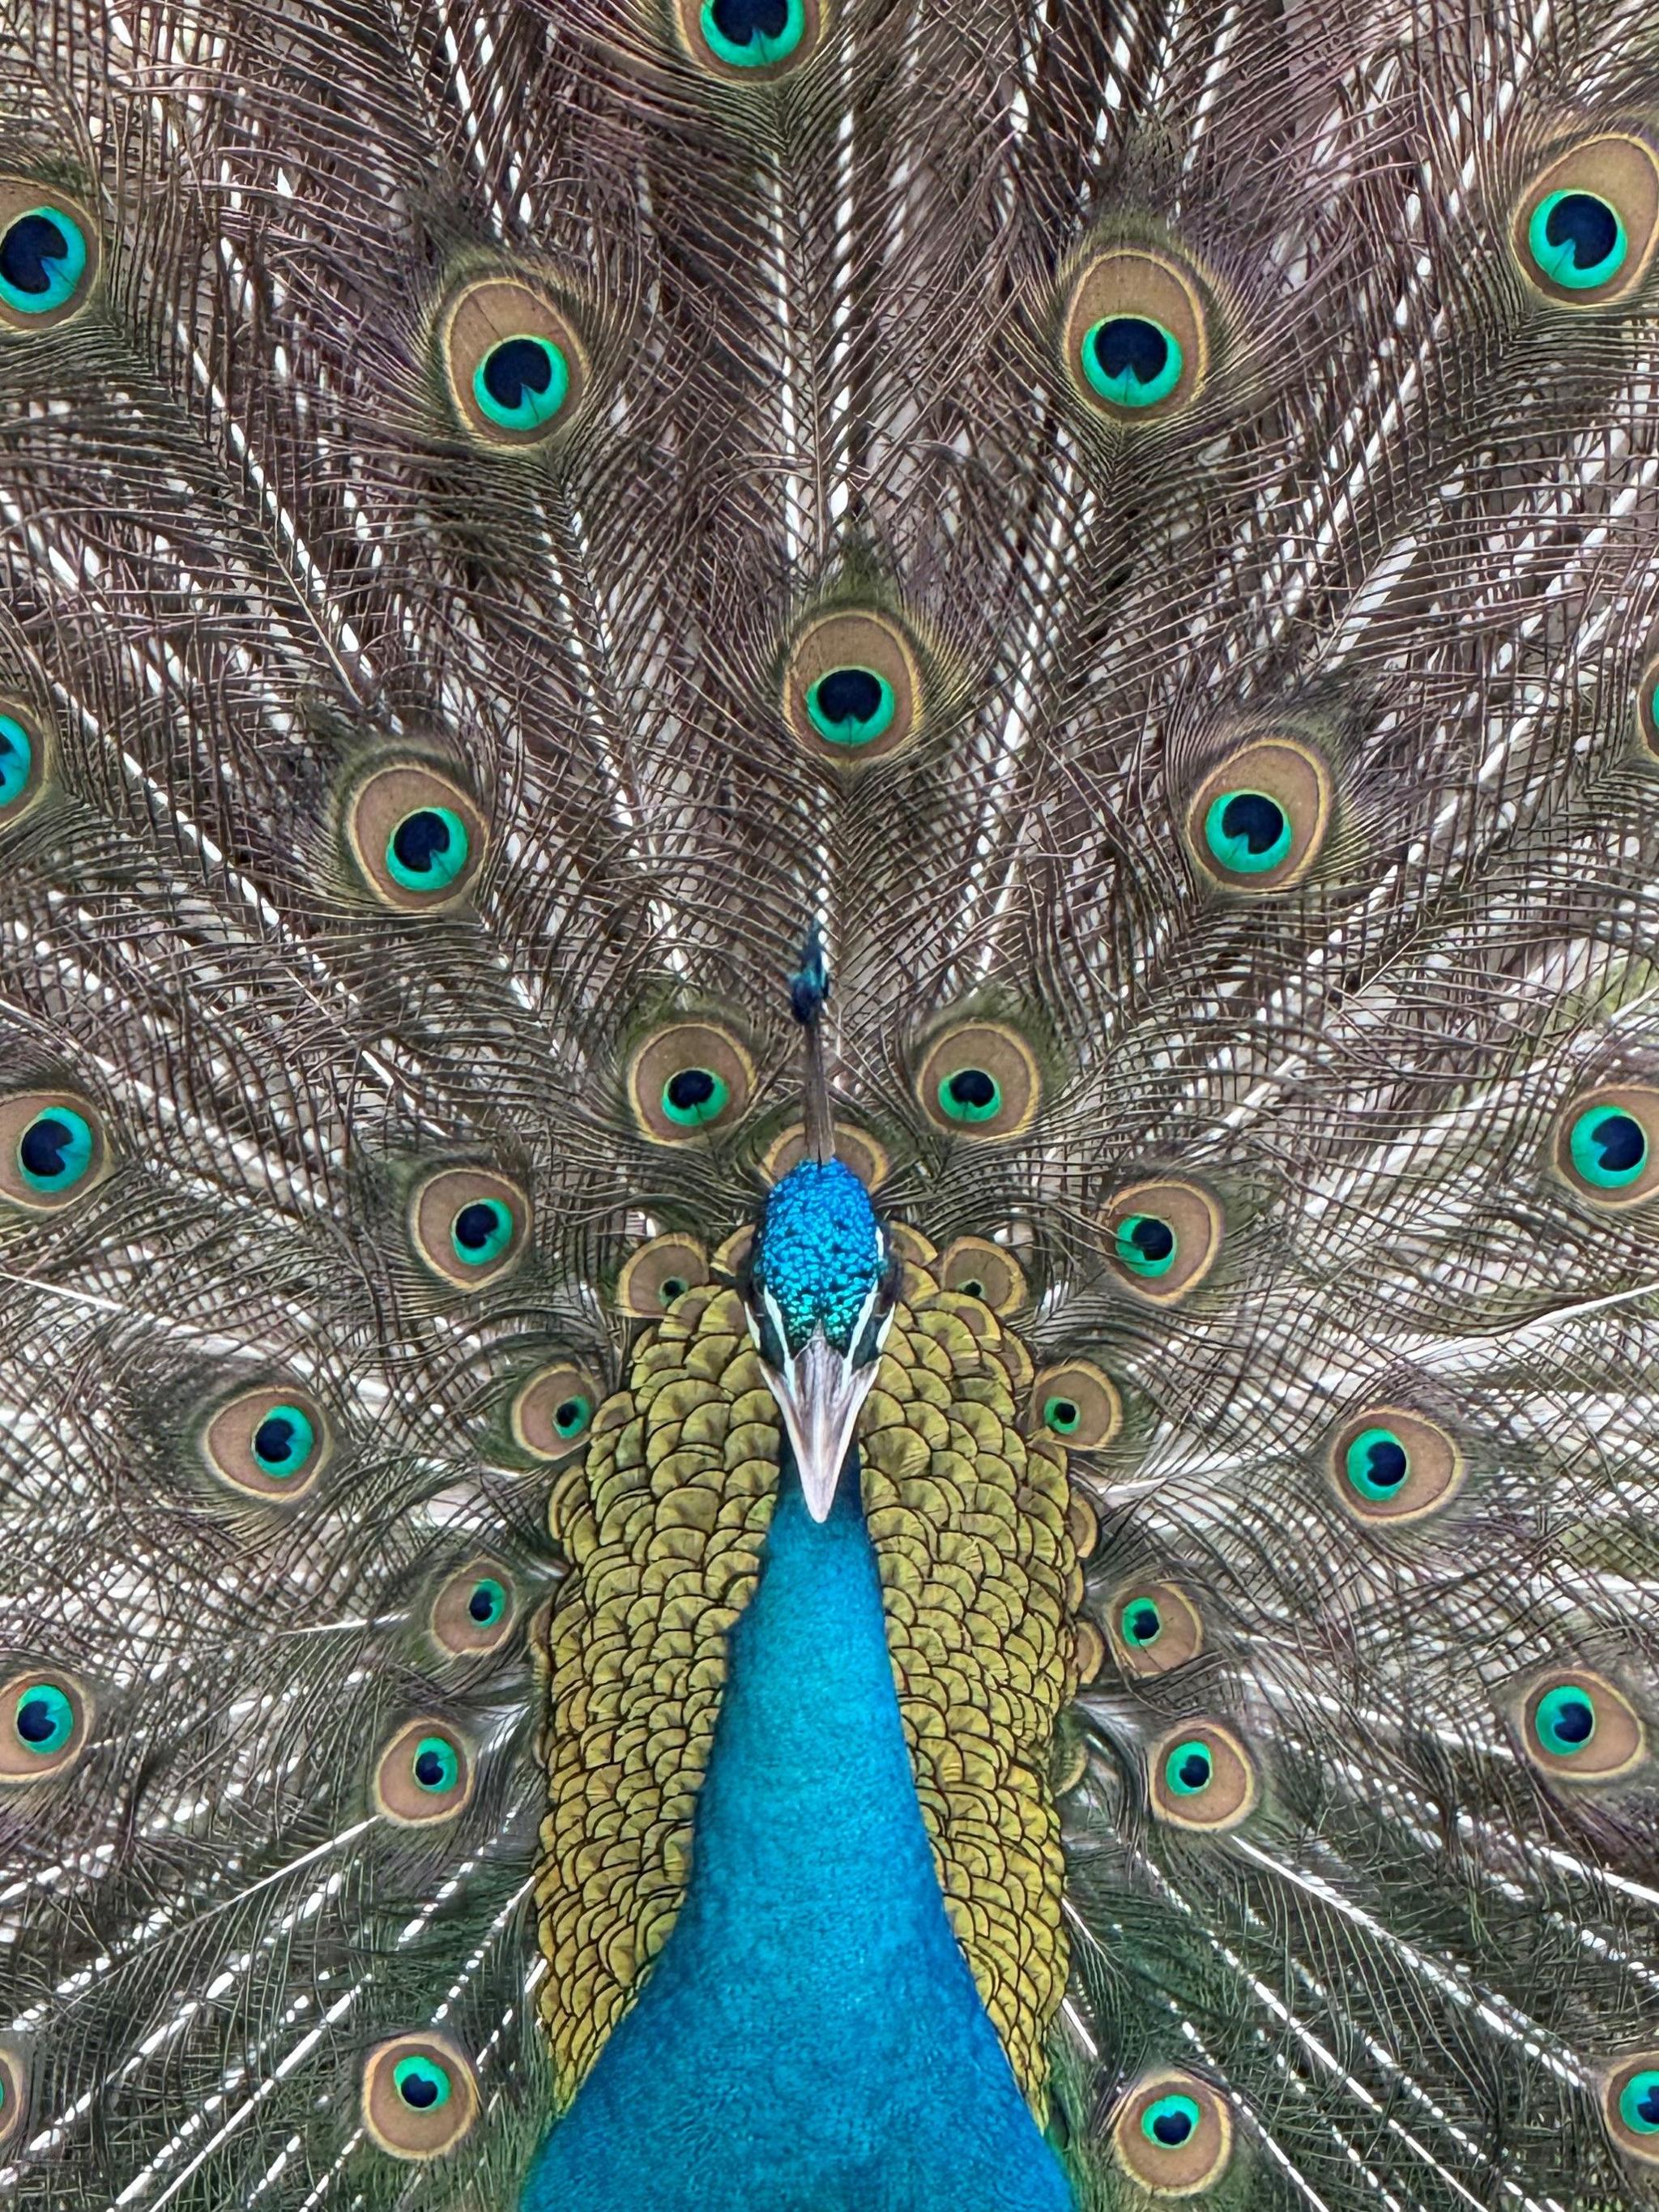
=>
[1100,1178,1221,1304]
[0,185,99,331]
[1606,2055,1659,2164]
[1555,1084,1659,1207]
[761,1121,890,1191]
[1514,136,1659,305]
[1149,1719,1256,1830]
[346,763,486,912]
[0,1670,91,1781]
[441,279,588,446]
[430,1561,518,1657]
[1108,1580,1204,1677]
[0,702,47,822]
[915,1022,1042,1142]
[203,1385,331,1500]
[0,1090,108,1211]
[1029,1360,1121,1449]
[1063,248,1209,421]
[409,1168,530,1289]
[1637,654,1659,757]
[374,1719,475,1825]
[938,1236,1026,1313]
[361,2035,480,2159]
[1518,1670,1645,1782]
[1186,737,1332,892]
[510,1362,599,1460]
[783,610,922,764]
[676,0,823,79]
[1111,2071,1235,2194]
[0,2045,24,2147]
[628,1021,755,1145]
[1329,1406,1462,1525]
[617,1233,710,1317]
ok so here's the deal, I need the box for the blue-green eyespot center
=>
[252,1403,316,1479]
[700,0,806,66]
[1123,1600,1162,1647]
[1569,1104,1647,1188]
[0,714,34,808]
[553,1393,591,1438]
[1528,189,1627,290]
[1534,1683,1597,1757]
[468,1578,507,1627]
[1620,2069,1659,2135]
[386,806,469,894]
[661,1067,731,1128]
[1165,1739,1213,1796]
[1081,314,1183,408]
[392,2053,453,2110]
[1203,788,1292,875]
[412,1735,461,1793]
[0,206,89,315]
[450,1198,514,1266]
[1141,2092,1201,2149]
[18,1107,93,1194]
[1114,1214,1176,1277]
[937,1067,1001,1125]
[805,666,896,747]
[1043,1394,1081,1436]
[1344,1425,1409,1501]
[473,335,570,432]
[15,1682,74,1756]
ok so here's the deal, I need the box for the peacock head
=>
[742,929,896,1520]
[745,1156,895,1521]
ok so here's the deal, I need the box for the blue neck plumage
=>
[521,1443,1074,2212]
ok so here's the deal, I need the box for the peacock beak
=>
[760,1326,881,1523]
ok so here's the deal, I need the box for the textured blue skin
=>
[753,1159,883,1353]
[520,1454,1075,2212]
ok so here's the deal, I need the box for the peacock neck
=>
[521,1452,1074,2212]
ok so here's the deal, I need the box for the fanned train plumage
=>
[4,2,1659,2207]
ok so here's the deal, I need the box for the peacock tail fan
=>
[2,1,1659,2207]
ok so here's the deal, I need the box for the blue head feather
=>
[753,1159,884,1357]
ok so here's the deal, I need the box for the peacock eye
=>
[1514,136,1659,305]
[617,1232,711,1316]
[430,1561,518,1656]
[0,188,97,328]
[1519,1669,1645,1782]
[361,2035,480,2159]
[1187,736,1333,892]
[1081,315,1183,409]
[1109,1580,1204,1676]
[936,1236,1026,1313]
[1640,656,1659,757]
[374,1719,474,1824]
[628,1021,754,1145]
[1330,1406,1461,1524]
[440,278,588,447]
[1555,1086,1659,1207]
[1112,2073,1234,2190]
[1063,246,1209,421]
[510,1362,600,1459]
[676,0,821,77]
[1029,1360,1122,1449]
[915,1021,1042,1143]
[0,1091,107,1212]
[0,709,42,816]
[1528,190,1626,290]
[804,665,895,748]
[764,1121,891,1192]
[0,1670,90,1781]
[1611,2060,1659,2157]
[203,1386,331,1499]
[1101,1179,1222,1303]
[409,1168,530,1289]
[0,2045,23,2147]
[473,334,570,433]
[1149,1719,1256,1829]
[346,763,486,912]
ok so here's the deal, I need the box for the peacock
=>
[6,1,1659,2206]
